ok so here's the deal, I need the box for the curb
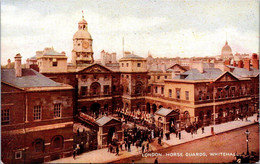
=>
[109,122,258,163]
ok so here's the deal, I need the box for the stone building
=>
[11,14,259,154]
[1,54,74,163]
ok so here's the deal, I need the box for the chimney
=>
[252,53,259,69]
[233,61,237,67]
[26,58,30,68]
[224,59,230,66]
[14,53,22,77]
[243,58,250,71]
[238,60,243,68]
[7,59,11,68]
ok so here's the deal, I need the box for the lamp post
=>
[245,129,250,155]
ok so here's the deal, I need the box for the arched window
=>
[90,82,101,95]
[135,81,143,95]
[52,136,63,149]
[34,139,44,152]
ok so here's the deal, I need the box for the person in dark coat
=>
[158,136,161,145]
[179,131,181,140]
[154,157,158,164]
[147,142,149,151]
[142,145,145,153]
[202,126,204,134]
[116,146,119,156]
[125,141,128,151]
[161,130,163,139]
[73,149,76,160]
[128,140,131,152]
[176,131,178,138]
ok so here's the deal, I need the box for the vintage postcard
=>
[1,0,259,163]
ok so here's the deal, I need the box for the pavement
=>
[50,114,258,163]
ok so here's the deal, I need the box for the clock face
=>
[82,41,89,49]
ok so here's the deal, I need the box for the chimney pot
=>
[14,53,22,77]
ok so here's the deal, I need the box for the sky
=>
[1,0,259,65]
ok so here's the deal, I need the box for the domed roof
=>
[221,41,232,54]
[78,18,87,24]
[73,29,92,40]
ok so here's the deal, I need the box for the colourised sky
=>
[1,0,259,64]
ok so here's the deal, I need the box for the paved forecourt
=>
[50,114,259,163]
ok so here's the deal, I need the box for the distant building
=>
[221,41,233,59]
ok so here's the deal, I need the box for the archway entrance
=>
[90,103,100,118]
[107,127,116,145]
[169,117,176,133]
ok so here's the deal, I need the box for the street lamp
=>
[245,129,250,155]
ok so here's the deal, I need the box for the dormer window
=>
[137,63,141,67]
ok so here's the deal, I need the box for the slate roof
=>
[120,54,144,60]
[1,68,61,88]
[227,66,259,78]
[95,116,120,126]
[173,68,223,80]
[43,50,62,56]
[155,108,174,116]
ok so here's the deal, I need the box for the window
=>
[126,87,129,93]
[126,63,129,67]
[176,89,180,99]
[82,75,86,80]
[157,76,160,80]
[104,85,109,95]
[199,91,203,101]
[15,151,22,159]
[34,105,42,120]
[122,63,124,67]
[104,75,108,80]
[52,62,58,67]
[112,85,116,92]
[35,139,44,152]
[137,63,141,67]
[155,86,158,93]
[185,91,189,100]
[164,76,167,79]
[161,87,164,94]
[206,92,210,100]
[231,87,235,97]
[93,75,97,79]
[81,86,87,96]
[54,104,61,118]
[148,75,151,79]
[122,75,124,78]
[169,89,172,97]
[52,136,63,149]
[147,86,151,93]
[126,75,129,78]
[1,109,10,125]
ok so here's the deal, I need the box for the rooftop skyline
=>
[1,0,259,64]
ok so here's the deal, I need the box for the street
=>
[114,124,259,163]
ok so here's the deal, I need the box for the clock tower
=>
[72,13,94,67]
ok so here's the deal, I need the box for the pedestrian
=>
[160,129,163,139]
[147,142,149,152]
[202,126,204,134]
[125,141,128,151]
[120,142,123,151]
[158,136,161,145]
[245,115,248,122]
[108,143,111,152]
[191,129,193,138]
[154,157,158,164]
[73,149,76,160]
[176,131,178,138]
[142,144,145,153]
[179,131,181,140]
[116,146,119,156]
[257,114,259,122]
[128,140,131,152]
[132,160,135,164]
[110,144,113,153]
